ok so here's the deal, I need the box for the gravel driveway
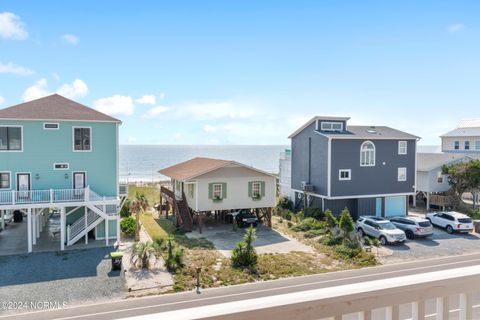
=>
[380,226,480,264]
[0,247,125,314]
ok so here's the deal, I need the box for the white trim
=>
[398,167,407,182]
[327,137,332,197]
[195,181,199,212]
[398,141,407,155]
[72,171,87,189]
[115,123,120,197]
[292,188,414,200]
[0,118,121,124]
[0,125,23,152]
[288,116,350,138]
[16,172,32,191]
[72,126,92,152]
[53,163,69,170]
[212,183,223,199]
[0,171,12,190]
[292,188,327,199]
[43,122,59,130]
[360,140,376,167]
[319,121,344,132]
[338,169,351,181]
[252,181,261,197]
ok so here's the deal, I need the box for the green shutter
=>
[248,181,253,197]
[221,183,227,199]
[208,183,213,199]
[260,181,266,197]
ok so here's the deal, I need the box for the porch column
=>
[413,192,417,207]
[32,209,36,245]
[426,193,430,211]
[60,207,65,251]
[116,214,121,245]
[84,207,88,245]
[105,218,109,246]
[267,207,272,228]
[1,210,5,230]
[198,213,203,234]
[36,211,40,238]
[39,210,43,233]
[27,208,32,253]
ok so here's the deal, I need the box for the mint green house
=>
[0,94,126,253]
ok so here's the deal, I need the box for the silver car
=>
[389,216,433,239]
[356,216,406,245]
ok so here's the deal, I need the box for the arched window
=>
[360,141,375,166]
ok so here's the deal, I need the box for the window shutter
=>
[208,183,213,199]
[221,183,227,199]
[248,182,253,197]
[260,181,266,197]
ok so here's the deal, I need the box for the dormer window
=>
[319,121,343,132]
[360,141,375,166]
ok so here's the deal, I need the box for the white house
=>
[278,149,293,199]
[441,119,480,153]
[159,157,277,231]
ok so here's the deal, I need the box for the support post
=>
[459,292,473,320]
[32,209,36,245]
[413,192,417,207]
[60,207,65,251]
[36,211,40,238]
[426,193,430,211]
[27,208,32,253]
[198,213,203,234]
[116,214,120,245]
[1,210,5,230]
[85,207,88,245]
[412,300,425,320]
[267,207,272,228]
[105,218,109,246]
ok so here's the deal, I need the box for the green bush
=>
[363,236,373,246]
[301,207,324,220]
[371,238,380,247]
[334,241,362,259]
[339,207,354,240]
[120,216,136,236]
[291,217,324,232]
[165,236,184,271]
[120,199,131,218]
[276,197,294,211]
[231,226,258,271]
[466,208,480,220]
[304,229,325,238]
[324,210,338,229]
[322,234,343,246]
[284,211,292,221]
[287,221,293,228]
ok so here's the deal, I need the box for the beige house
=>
[159,157,277,232]
[441,119,480,153]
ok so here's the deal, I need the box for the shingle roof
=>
[440,127,480,137]
[322,126,419,140]
[417,153,473,172]
[159,157,276,181]
[0,94,121,123]
[288,116,351,138]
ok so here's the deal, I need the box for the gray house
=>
[289,116,419,219]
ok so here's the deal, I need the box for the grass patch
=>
[128,185,160,208]
[140,212,169,239]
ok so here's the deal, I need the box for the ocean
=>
[119,145,289,182]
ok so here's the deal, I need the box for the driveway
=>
[380,225,480,264]
[187,223,313,257]
[0,247,125,314]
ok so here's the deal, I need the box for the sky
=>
[0,1,479,145]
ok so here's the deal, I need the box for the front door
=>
[17,173,31,198]
[73,172,86,197]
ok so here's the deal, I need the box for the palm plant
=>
[130,241,159,269]
[129,192,149,241]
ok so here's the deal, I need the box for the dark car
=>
[226,210,258,227]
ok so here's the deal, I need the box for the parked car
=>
[356,216,406,245]
[426,211,474,234]
[389,216,433,239]
[226,209,259,228]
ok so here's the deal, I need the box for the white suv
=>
[426,211,474,234]
[356,216,406,245]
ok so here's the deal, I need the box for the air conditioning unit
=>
[301,181,314,192]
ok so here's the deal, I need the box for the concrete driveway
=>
[380,225,480,264]
[187,223,313,257]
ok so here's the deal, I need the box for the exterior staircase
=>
[160,186,193,232]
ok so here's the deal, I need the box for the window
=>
[53,163,69,170]
[339,169,351,181]
[0,126,22,151]
[454,141,460,150]
[0,172,10,189]
[213,183,222,199]
[360,141,375,166]
[398,167,407,181]
[476,141,480,150]
[465,141,470,150]
[252,182,261,197]
[398,141,407,155]
[187,184,194,198]
[437,172,444,184]
[73,127,91,151]
[43,123,59,130]
[319,121,343,132]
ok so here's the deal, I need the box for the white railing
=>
[67,209,102,244]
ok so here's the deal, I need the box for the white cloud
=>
[135,95,156,105]
[0,62,34,76]
[22,78,49,101]
[448,23,464,34]
[57,79,88,99]
[62,34,78,45]
[0,96,4,105]
[203,124,217,133]
[144,106,168,118]
[22,78,88,102]
[159,93,165,99]
[0,12,28,40]
[94,95,134,116]
[175,101,257,121]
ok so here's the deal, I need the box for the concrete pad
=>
[187,223,314,257]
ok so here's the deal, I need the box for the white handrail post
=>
[12,190,15,205]
[67,225,71,244]
[50,189,54,204]
[86,186,90,202]
[85,207,88,244]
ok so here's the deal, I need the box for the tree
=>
[129,192,149,241]
[339,207,354,241]
[130,241,160,269]
[324,209,338,229]
[442,160,480,208]
[231,226,258,270]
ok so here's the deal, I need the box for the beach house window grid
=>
[320,121,343,132]
[339,169,351,181]
[213,184,222,199]
[0,172,10,189]
[252,182,261,197]
[454,141,460,150]
[476,140,480,150]
[465,141,470,150]
[73,127,91,151]
[0,126,22,151]
[188,184,194,198]
[398,167,407,181]
[398,141,407,155]
[360,141,375,166]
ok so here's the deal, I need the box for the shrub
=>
[304,229,325,238]
[301,207,324,220]
[276,197,294,211]
[363,236,373,246]
[291,217,324,232]
[231,226,258,270]
[120,199,131,218]
[284,211,292,221]
[324,210,338,229]
[334,241,362,259]
[466,208,480,220]
[120,216,136,236]
[287,221,293,228]
[130,241,160,269]
[322,234,343,246]
[339,207,354,240]
[371,238,380,247]
[165,236,183,271]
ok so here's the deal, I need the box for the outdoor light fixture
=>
[64,173,69,179]
[35,173,40,180]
